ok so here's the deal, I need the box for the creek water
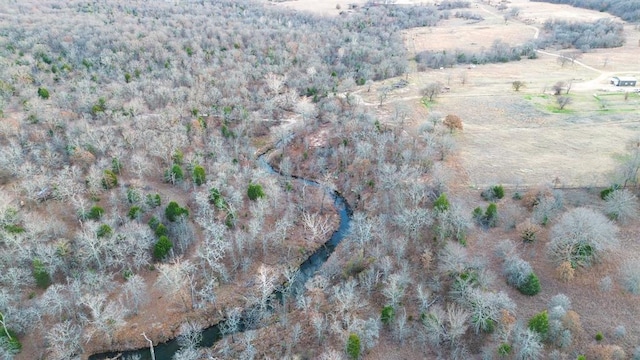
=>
[90,154,352,360]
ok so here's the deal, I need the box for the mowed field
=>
[398,0,640,188]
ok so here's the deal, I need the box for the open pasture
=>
[393,1,640,187]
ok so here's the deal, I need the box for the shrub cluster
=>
[504,257,540,296]
[101,169,118,189]
[32,259,51,289]
[247,183,265,201]
[192,165,206,186]
[146,193,162,208]
[416,40,537,70]
[604,189,638,223]
[516,219,540,243]
[443,115,463,132]
[528,310,549,340]
[96,224,113,238]
[546,294,581,349]
[128,206,143,220]
[437,0,470,10]
[0,319,21,353]
[37,87,49,99]
[381,305,395,326]
[481,185,504,201]
[149,216,173,260]
[433,193,450,213]
[347,333,361,359]
[80,206,105,221]
[165,201,189,222]
[538,18,624,51]
[473,203,498,228]
[153,235,173,260]
[165,164,184,184]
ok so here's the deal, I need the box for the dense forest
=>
[0,0,450,358]
[0,0,639,359]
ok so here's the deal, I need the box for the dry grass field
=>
[405,21,537,54]
[356,0,640,188]
[263,0,439,16]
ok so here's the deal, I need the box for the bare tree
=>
[333,279,366,315]
[256,264,277,314]
[392,307,410,344]
[142,332,156,360]
[567,50,582,66]
[513,325,543,360]
[421,303,470,350]
[463,289,515,334]
[311,312,325,343]
[421,83,443,102]
[512,81,526,92]
[620,257,640,294]
[416,284,436,313]
[556,96,572,110]
[378,86,391,107]
[122,274,148,316]
[552,81,566,95]
[196,220,230,282]
[548,207,619,267]
[155,258,196,310]
[177,320,203,349]
[437,241,470,276]
[556,56,571,67]
[41,284,72,321]
[604,189,638,223]
[265,72,286,95]
[382,274,406,308]
[220,307,242,343]
[75,221,107,270]
[393,208,433,241]
[348,213,373,250]
[45,320,82,360]
[302,212,332,245]
[239,331,257,359]
[616,139,640,187]
[81,293,125,343]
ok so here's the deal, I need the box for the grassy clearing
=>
[524,91,640,114]
[593,92,640,112]
[420,98,435,109]
[546,105,575,114]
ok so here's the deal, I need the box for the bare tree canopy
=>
[548,208,619,267]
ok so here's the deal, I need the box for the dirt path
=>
[536,50,603,73]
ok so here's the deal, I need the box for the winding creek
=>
[90,152,352,360]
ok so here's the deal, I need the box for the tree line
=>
[415,17,624,69]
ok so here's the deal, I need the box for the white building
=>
[610,76,637,86]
